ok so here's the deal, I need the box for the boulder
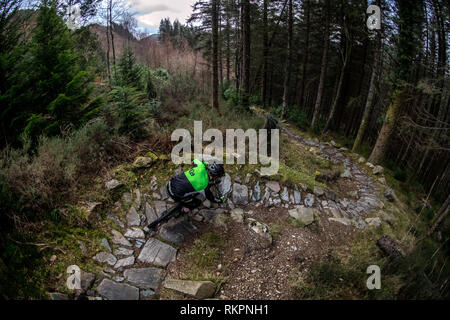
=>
[126,207,140,226]
[164,279,216,299]
[105,179,123,191]
[293,189,302,205]
[288,206,316,226]
[266,181,281,193]
[114,247,134,256]
[137,238,177,267]
[93,252,117,266]
[218,173,232,196]
[246,218,272,248]
[133,156,154,169]
[114,256,135,269]
[304,193,315,207]
[97,279,139,300]
[232,183,248,205]
[124,227,145,239]
[80,270,96,292]
[124,268,165,290]
[314,186,325,197]
[145,202,158,225]
[373,165,384,175]
[230,208,244,223]
[159,218,198,245]
[384,188,396,202]
[358,157,366,164]
[111,230,132,247]
[251,182,261,202]
[280,187,289,202]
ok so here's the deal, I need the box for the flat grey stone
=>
[111,230,132,247]
[153,201,168,216]
[137,238,177,267]
[232,183,248,205]
[100,238,112,253]
[294,190,302,204]
[127,207,140,226]
[251,181,261,202]
[280,187,289,202]
[124,268,165,290]
[80,270,96,291]
[145,202,158,224]
[304,193,315,207]
[160,185,169,200]
[97,279,139,300]
[105,179,123,191]
[218,173,232,195]
[159,218,198,245]
[373,165,384,175]
[125,227,145,239]
[314,186,325,197]
[266,181,281,193]
[93,252,117,266]
[288,206,316,225]
[164,279,216,299]
[114,247,134,256]
[114,256,135,269]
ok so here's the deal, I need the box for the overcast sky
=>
[127,0,197,34]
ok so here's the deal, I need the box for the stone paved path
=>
[81,118,391,300]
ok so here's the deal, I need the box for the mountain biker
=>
[167,159,227,214]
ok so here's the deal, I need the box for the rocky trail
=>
[54,122,397,301]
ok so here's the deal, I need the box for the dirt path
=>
[161,121,388,300]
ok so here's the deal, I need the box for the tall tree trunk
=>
[311,0,330,129]
[105,7,111,82]
[353,30,382,152]
[225,0,231,84]
[261,0,268,106]
[212,0,220,110]
[298,0,310,109]
[281,0,293,118]
[241,0,251,106]
[323,19,351,133]
[368,0,423,164]
[109,0,116,77]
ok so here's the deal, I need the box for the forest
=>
[0,0,449,301]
